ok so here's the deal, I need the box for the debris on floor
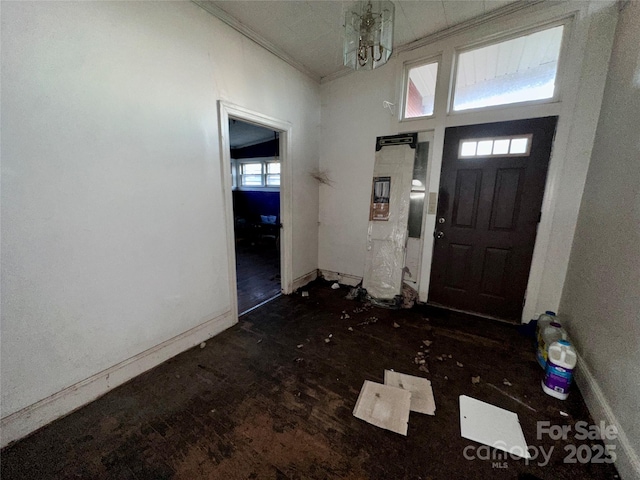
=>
[413,350,427,369]
[503,378,513,386]
[456,361,464,367]
[199,342,206,349]
[297,344,304,349]
[348,326,354,331]
[345,285,363,300]
[384,370,436,415]
[331,282,340,290]
[301,291,309,297]
[393,322,400,328]
[353,380,411,436]
[422,340,432,347]
[471,376,481,384]
[459,395,530,459]
[401,283,418,309]
[340,311,350,320]
[356,316,378,326]
[560,410,569,417]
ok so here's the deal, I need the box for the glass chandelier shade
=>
[344,1,395,71]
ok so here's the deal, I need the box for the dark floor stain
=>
[1,280,620,479]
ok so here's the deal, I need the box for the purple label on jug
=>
[543,360,574,394]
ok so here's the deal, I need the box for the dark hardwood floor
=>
[1,280,619,480]
[235,238,280,315]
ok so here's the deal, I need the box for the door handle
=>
[435,230,445,239]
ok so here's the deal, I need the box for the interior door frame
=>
[217,101,294,323]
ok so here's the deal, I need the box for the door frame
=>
[405,131,435,289]
[425,117,557,321]
[416,115,559,323]
[217,101,294,322]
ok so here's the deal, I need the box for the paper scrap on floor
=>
[459,395,530,459]
[384,370,435,415]
[353,380,411,436]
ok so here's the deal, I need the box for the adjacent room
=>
[1,1,638,479]
[229,119,283,314]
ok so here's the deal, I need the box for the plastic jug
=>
[542,340,577,400]
[535,311,557,349]
[536,320,566,369]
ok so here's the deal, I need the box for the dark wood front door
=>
[428,117,558,321]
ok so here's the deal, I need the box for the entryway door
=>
[428,117,558,321]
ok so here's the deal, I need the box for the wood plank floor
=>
[235,240,280,315]
[1,280,620,479]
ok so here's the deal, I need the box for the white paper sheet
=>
[384,370,435,415]
[353,380,411,436]
[459,395,530,459]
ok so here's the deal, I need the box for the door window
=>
[459,135,532,158]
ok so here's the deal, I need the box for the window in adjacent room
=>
[239,162,264,187]
[266,162,281,187]
[237,160,280,188]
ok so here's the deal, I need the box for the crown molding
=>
[394,0,546,55]
[192,1,321,84]
[193,0,547,86]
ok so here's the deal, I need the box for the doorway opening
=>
[229,119,282,315]
[218,101,293,322]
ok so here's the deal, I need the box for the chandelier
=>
[344,1,395,71]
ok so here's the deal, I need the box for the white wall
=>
[319,1,617,322]
[560,2,640,478]
[319,68,396,275]
[0,1,319,442]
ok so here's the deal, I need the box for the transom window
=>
[453,25,564,112]
[459,135,532,158]
[404,60,439,119]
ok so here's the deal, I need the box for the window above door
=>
[403,60,439,120]
[452,25,565,112]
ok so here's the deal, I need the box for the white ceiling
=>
[229,119,276,148]
[196,0,522,81]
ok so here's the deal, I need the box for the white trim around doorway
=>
[217,101,294,325]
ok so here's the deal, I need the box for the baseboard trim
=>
[0,310,236,448]
[318,269,362,287]
[292,269,318,291]
[574,353,640,480]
